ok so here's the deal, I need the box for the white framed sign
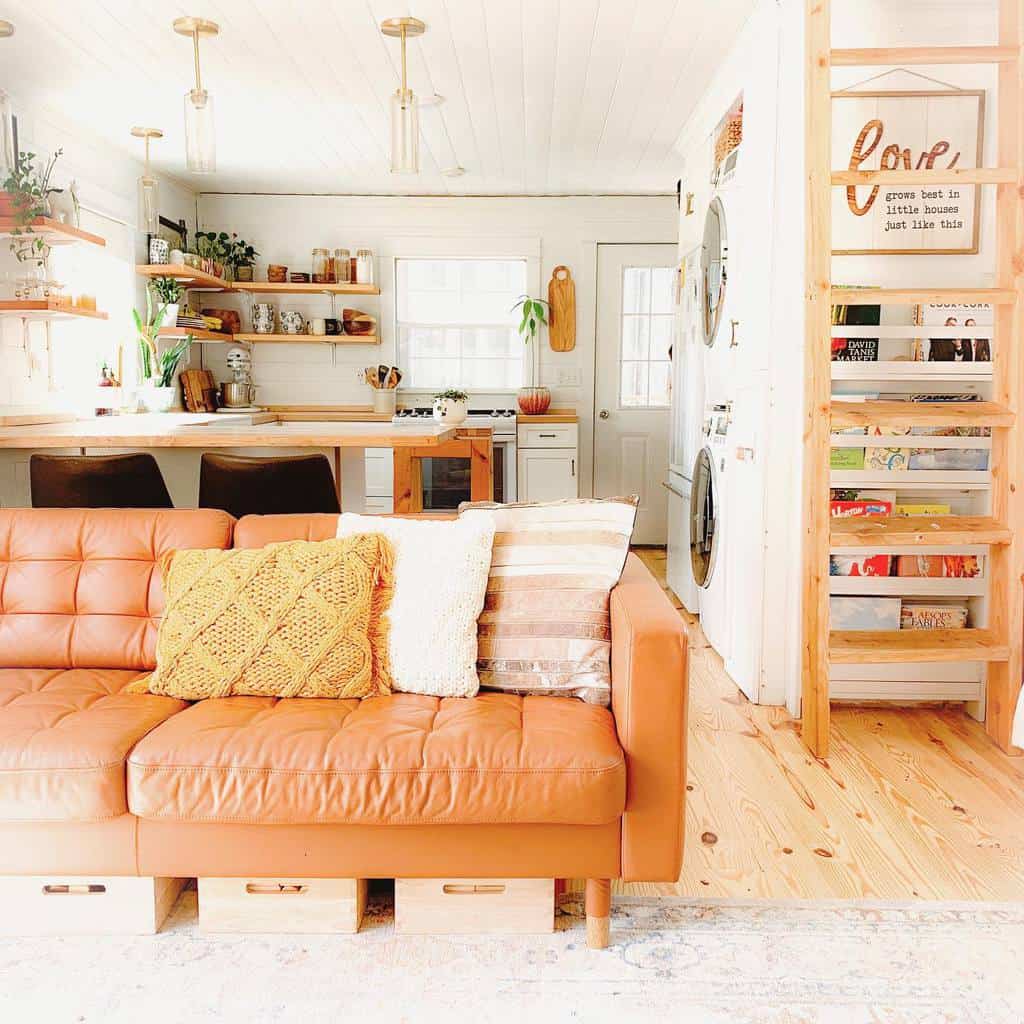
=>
[832,89,985,255]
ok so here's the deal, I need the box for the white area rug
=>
[1,891,1021,1023]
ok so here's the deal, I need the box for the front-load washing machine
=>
[691,404,732,660]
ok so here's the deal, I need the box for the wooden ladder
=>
[803,1,1024,757]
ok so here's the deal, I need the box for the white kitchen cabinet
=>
[517,448,578,503]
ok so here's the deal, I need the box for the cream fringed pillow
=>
[336,513,495,697]
[458,497,638,706]
[137,535,395,700]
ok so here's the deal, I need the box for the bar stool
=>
[198,453,340,518]
[30,453,174,508]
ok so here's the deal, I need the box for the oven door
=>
[420,438,515,510]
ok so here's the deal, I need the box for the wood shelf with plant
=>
[0,216,104,247]
[0,300,108,320]
[234,333,380,344]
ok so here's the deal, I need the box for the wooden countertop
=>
[0,413,462,449]
[515,408,579,424]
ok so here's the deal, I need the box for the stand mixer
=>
[218,347,259,410]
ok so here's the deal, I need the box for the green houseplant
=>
[510,296,552,414]
[194,230,230,279]
[133,290,192,412]
[224,233,259,282]
[433,388,469,426]
[1,148,63,266]
[149,276,184,330]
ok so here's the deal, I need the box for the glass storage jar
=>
[334,248,351,283]
[355,249,374,285]
[311,248,332,284]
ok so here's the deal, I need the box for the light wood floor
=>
[587,547,1024,901]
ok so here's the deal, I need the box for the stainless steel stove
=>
[391,408,518,507]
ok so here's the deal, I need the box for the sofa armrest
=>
[610,554,688,882]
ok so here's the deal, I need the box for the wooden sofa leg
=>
[585,878,611,949]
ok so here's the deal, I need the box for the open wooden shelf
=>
[0,300,108,320]
[830,45,1019,66]
[830,515,1011,548]
[136,264,230,290]
[157,327,235,343]
[233,282,380,295]
[830,629,1008,665]
[832,287,1016,306]
[831,361,992,381]
[233,332,380,344]
[0,216,106,247]
[831,400,1013,428]
[830,167,1018,186]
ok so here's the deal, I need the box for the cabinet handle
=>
[571,458,576,477]
[538,432,556,438]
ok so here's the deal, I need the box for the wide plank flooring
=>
[579,547,1024,901]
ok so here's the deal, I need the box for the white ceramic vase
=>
[161,303,179,330]
[139,384,178,413]
[433,397,468,425]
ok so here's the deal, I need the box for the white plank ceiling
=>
[1,0,757,195]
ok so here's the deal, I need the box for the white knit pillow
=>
[336,514,495,697]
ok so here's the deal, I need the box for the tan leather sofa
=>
[0,509,688,945]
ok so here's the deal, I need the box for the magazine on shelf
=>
[831,597,901,631]
[830,554,893,577]
[914,303,993,363]
[895,555,983,579]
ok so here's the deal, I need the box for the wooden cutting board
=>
[547,265,576,352]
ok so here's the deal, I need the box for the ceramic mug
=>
[308,317,327,336]
[252,303,275,334]
[149,237,169,265]
[280,310,303,335]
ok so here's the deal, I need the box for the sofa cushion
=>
[0,669,187,821]
[128,693,626,826]
[0,508,234,670]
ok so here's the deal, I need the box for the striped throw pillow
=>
[459,497,638,705]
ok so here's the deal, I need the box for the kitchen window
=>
[396,257,528,390]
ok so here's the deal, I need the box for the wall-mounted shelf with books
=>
[830,470,992,489]
[831,362,993,381]
[829,577,987,597]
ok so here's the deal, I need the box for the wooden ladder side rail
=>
[986,0,1024,755]
[802,0,833,758]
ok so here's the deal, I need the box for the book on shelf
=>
[900,604,969,630]
[830,499,892,517]
[830,554,893,577]
[831,596,901,631]
[914,302,993,363]
[895,555,983,579]
[865,446,909,470]
[893,502,951,515]
[831,448,865,470]
[831,336,879,361]
[908,449,990,471]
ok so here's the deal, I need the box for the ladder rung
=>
[831,46,1018,66]
[831,287,1016,305]
[830,628,1008,664]
[831,400,1014,428]
[831,168,1018,186]
[830,515,1011,548]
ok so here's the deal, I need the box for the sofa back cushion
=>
[234,513,340,549]
[0,508,234,670]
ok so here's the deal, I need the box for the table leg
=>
[469,436,493,503]
[393,449,423,513]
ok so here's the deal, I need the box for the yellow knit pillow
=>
[138,534,395,700]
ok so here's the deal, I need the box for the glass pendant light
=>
[131,127,163,235]
[381,17,426,175]
[173,17,219,174]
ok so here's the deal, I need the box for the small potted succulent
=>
[511,295,552,414]
[149,276,184,329]
[433,388,469,425]
[224,233,259,282]
[133,291,192,412]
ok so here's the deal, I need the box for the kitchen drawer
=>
[517,423,578,449]
[365,447,394,496]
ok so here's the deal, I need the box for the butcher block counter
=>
[0,413,493,513]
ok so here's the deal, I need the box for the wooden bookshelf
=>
[830,515,1011,548]
[831,400,1013,429]
[830,629,1009,665]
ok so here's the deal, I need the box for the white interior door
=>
[593,244,676,544]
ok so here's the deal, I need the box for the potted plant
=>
[511,295,552,414]
[433,388,469,425]
[133,291,192,412]
[224,233,259,282]
[195,229,230,279]
[1,148,63,267]
[149,276,184,329]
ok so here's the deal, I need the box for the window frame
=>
[617,264,675,411]
[390,240,541,395]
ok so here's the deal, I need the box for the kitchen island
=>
[0,413,493,513]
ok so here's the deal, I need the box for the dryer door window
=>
[690,447,717,587]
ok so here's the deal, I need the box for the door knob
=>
[599,409,610,419]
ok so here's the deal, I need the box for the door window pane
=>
[618,265,673,408]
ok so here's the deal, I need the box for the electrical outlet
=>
[354,366,367,385]
[556,367,581,386]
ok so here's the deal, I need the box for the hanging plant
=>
[1,148,63,266]
[511,295,549,346]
